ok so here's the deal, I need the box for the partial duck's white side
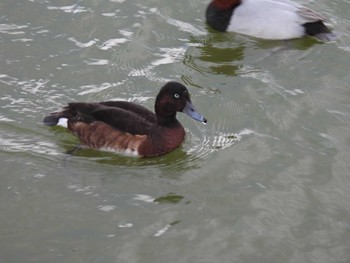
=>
[227,0,331,40]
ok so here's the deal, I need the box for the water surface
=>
[1,0,350,262]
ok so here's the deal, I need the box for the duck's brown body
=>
[70,118,185,157]
[70,120,147,156]
[43,82,206,157]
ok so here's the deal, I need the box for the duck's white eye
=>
[174,93,180,99]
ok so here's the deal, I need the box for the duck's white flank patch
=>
[57,118,68,128]
[100,146,140,157]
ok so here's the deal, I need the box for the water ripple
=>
[151,47,186,66]
[0,23,27,35]
[145,7,205,36]
[78,82,125,96]
[47,4,90,14]
[99,38,128,50]
[0,132,61,157]
[188,127,253,160]
[164,17,205,36]
[68,37,97,48]
[84,58,109,66]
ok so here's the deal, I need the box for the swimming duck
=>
[43,82,207,157]
[206,0,335,41]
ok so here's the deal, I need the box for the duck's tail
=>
[43,106,73,128]
[43,103,98,127]
[43,114,60,126]
[303,21,336,42]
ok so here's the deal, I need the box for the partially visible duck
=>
[206,0,335,41]
[43,82,207,157]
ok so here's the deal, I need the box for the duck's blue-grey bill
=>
[183,101,207,124]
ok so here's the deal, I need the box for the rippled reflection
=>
[184,34,246,77]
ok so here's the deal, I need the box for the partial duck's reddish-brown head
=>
[211,0,241,9]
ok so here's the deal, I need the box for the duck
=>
[206,0,335,41]
[43,82,207,157]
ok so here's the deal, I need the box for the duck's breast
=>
[137,125,186,157]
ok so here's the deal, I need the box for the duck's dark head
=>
[155,82,207,124]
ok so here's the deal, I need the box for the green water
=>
[1,0,350,262]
